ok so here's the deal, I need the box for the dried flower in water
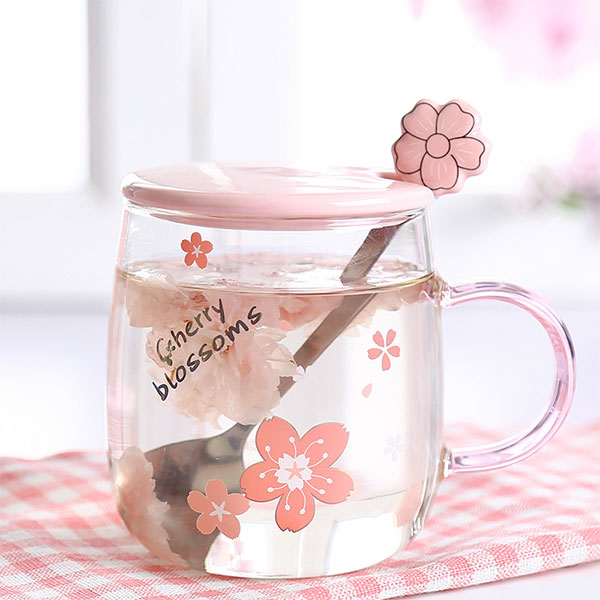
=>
[113,447,184,565]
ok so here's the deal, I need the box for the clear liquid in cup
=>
[107,255,445,576]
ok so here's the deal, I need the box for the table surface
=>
[419,561,600,598]
[1,306,598,598]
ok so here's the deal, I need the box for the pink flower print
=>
[368,329,400,371]
[187,479,249,539]
[240,417,354,533]
[392,100,489,195]
[181,232,213,269]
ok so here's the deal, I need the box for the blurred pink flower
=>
[113,447,184,565]
[569,129,600,190]
[528,129,600,223]
[462,0,600,78]
[409,0,425,18]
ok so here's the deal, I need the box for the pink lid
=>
[122,163,433,230]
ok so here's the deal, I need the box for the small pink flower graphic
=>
[392,100,489,195]
[187,479,249,539]
[114,447,185,565]
[240,416,354,533]
[181,232,213,269]
[368,329,400,372]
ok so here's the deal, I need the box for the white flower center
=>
[275,453,312,490]
[209,500,231,522]
[192,245,203,257]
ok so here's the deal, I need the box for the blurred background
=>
[1,0,599,457]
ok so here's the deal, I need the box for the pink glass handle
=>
[444,282,576,474]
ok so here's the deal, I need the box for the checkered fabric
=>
[1,422,599,600]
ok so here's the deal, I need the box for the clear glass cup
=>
[107,164,575,577]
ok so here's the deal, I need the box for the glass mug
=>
[107,164,575,577]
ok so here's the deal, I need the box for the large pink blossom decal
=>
[392,99,490,195]
[240,417,354,533]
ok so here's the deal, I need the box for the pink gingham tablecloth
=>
[1,422,599,600]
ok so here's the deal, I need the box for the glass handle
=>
[443,282,576,474]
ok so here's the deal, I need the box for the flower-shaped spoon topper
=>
[392,99,490,196]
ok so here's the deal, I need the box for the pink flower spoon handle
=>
[392,99,491,195]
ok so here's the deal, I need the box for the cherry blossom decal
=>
[181,232,213,269]
[292,364,316,383]
[392,99,490,195]
[384,435,404,462]
[240,416,354,533]
[187,479,249,539]
[368,329,400,372]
